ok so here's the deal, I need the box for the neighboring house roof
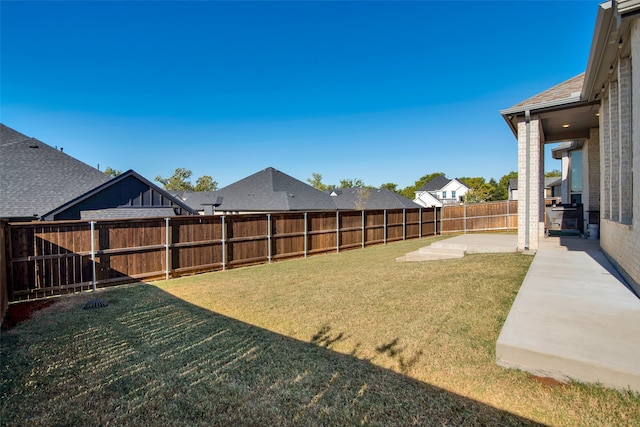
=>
[81,207,178,220]
[43,169,197,220]
[441,178,470,192]
[207,167,337,212]
[416,175,450,192]
[328,188,421,210]
[508,178,518,190]
[545,177,561,188]
[416,176,469,195]
[169,190,223,213]
[0,123,111,220]
[413,191,443,208]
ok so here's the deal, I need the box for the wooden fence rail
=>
[2,201,517,303]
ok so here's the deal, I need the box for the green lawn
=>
[1,236,638,426]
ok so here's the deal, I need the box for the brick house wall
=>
[599,18,639,295]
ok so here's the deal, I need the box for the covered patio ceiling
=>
[535,102,601,143]
[501,98,600,144]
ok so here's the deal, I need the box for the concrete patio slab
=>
[496,236,640,392]
[397,233,518,261]
[431,234,518,254]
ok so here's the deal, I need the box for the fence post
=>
[221,216,226,270]
[402,209,406,240]
[90,221,96,291]
[362,210,365,248]
[304,212,308,258]
[267,214,272,263]
[419,208,422,238]
[165,217,170,280]
[506,200,509,231]
[440,206,443,235]
[383,209,387,244]
[464,204,467,234]
[434,207,437,236]
[336,211,340,253]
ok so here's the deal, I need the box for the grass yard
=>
[1,236,639,426]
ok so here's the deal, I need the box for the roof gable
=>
[212,167,337,212]
[417,175,450,192]
[42,170,197,220]
[441,178,469,192]
[0,123,111,219]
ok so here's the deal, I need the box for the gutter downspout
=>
[525,110,531,250]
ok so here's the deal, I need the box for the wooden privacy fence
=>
[3,201,517,303]
[440,200,518,234]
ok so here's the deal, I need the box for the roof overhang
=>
[501,99,600,143]
[582,1,618,102]
[582,0,640,101]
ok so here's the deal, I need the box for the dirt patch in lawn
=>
[1,299,56,330]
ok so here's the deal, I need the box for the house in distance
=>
[0,124,195,221]
[413,175,470,208]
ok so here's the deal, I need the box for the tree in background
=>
[155,168,218,191]
[494,171,518,200]
[380,182,398,193]
[194,175,218,191]
[104,167,122,177]
[545,169,561,177]
[339,178,367,188]
[355,188,373,210]
[458,176,486,190]
[307,172,329,191]
[459,176,494,203]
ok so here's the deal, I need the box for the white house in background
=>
[413,175,470,208]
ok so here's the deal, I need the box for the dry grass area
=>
[2,236,638,426]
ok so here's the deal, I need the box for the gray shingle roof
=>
[170,191,222,211]
[504,73,585,112]
[80,207,179,220]
[416,175,450,192]
[329,188,421,210]
[0,124,111,220]
[545,177,561,188]
[208,167,337,212]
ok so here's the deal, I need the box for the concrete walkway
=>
[497,236,640,392]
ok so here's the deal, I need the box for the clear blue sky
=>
[1,1,600,189]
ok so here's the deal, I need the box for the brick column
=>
[587,128,600,218]
[517,115,543,251]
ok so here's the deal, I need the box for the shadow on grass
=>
[1,284,543,426]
